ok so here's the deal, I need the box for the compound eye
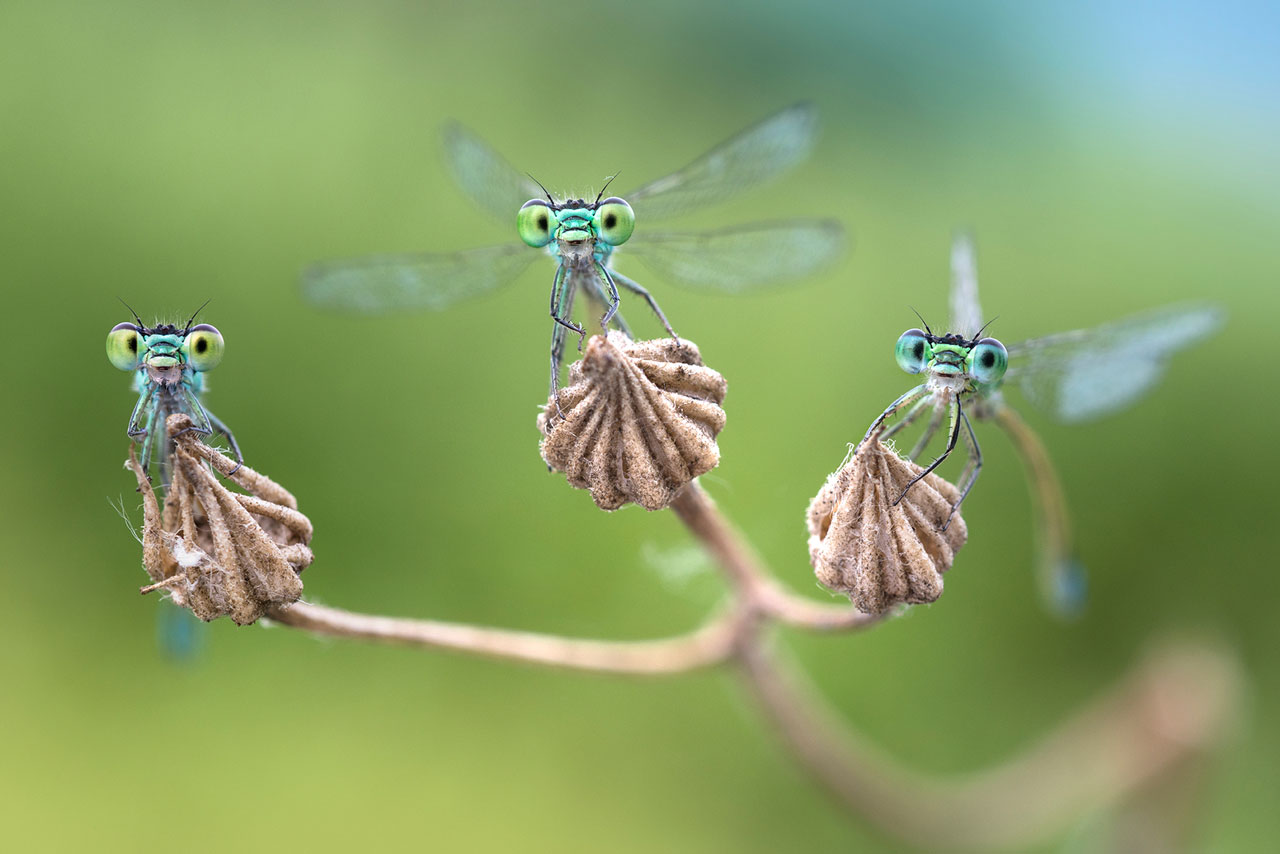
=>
[894,328,929,374]
[517,199,556,247]
[183,323,224,371]
[107,322,143,371]
[969,337,1008,384]
[592,197,635,246]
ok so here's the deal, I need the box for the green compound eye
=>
[107,322,143,371]
[182,323,224,371]
[517,199,556,247]
[969,337,1008,384]
[592,197,635,246]
[894,328,929,374]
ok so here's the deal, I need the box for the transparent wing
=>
[948,231,984,338]
[443,122,544,224]
[302,243,537,313]
[626,103,819,221]
[618,219,844,293]
[1007,303,1224,422]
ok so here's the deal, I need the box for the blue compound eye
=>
[894,328,929,374]
[969,337,1008,384]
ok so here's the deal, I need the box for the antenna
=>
[118,297,145,330]
[594,172,620,205]
[527,173,555,205]
[182,298,213,334]
[908,306,934,337]
[972,316,999,341]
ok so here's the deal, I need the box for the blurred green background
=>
[2,0,1277,850]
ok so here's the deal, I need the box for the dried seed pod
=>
[538,332,727,511]
[806,439,967,613]
[126,414,312,625]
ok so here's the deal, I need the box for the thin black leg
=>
[908,399,949,462]
[609,268,677,339]
[879,396,930,442]
[204,406,244,476]
[546,265,579,428]
[858,384,929,452]
[584,264,632,336]
[893,395,962,505]
[594,260,622,332]
[548,264,585,346]
[942,407,982,530]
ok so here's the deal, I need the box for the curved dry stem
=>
[737,636,1240,851]
[268,600,742,676]
[163,429,1235,848]
[264,480,874,680]
[266,481,873,671]
[669,483,880,632]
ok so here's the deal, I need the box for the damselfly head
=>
[517,191,635,248]
[106,318,225,376]
[894,327,1007,386]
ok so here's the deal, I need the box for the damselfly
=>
[106,304,241,486]
[861,235,1223,614]
[303,104,844,401]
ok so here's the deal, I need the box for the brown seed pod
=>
[126,414,312,625]
[806,439,967,613]
[537,332,727,511]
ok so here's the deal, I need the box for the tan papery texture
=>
[807,439,967,613]
[538,332,727,511]
[127,414,312,625]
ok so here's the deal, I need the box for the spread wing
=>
[620,219,844,293]
[1007,304,1225,422]
[302,243,537,313]
[443,122,544,224]
[626,103,819,222]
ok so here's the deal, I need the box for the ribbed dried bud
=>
[537,332,727,511]
[126,414,312,625]
[806,439,967,613]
